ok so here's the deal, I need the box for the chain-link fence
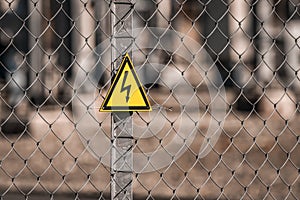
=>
[1,0,300,199]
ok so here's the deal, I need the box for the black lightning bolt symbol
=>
[120,71,131,103]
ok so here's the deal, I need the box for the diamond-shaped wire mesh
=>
[1,0,300,199]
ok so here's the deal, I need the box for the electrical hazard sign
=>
[100,53,152,112]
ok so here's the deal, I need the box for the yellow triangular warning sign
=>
[100,53,152,112]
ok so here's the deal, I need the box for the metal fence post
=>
[110,0,134,199]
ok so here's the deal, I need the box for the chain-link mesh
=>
[1,0,300,199]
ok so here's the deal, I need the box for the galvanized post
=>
[111,0,134,199]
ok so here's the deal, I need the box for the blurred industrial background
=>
[1,0,300,199]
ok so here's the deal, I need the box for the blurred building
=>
[0,0,299,110]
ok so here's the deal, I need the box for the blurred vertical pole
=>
[111,0,134,199]
[257,0,276,85]
[52,0,72,101]
[72,1,96,83]
[133,0,158,86]
[94,0,110,85]
[70,0,80,80]
[284,1,300,91]
[229,0,254,86]
[29,0,43,103]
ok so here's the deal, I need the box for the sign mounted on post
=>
[100,53,152,112]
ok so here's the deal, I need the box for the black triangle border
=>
[100,54,151,111]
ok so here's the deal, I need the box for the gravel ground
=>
[1,89,300,199]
